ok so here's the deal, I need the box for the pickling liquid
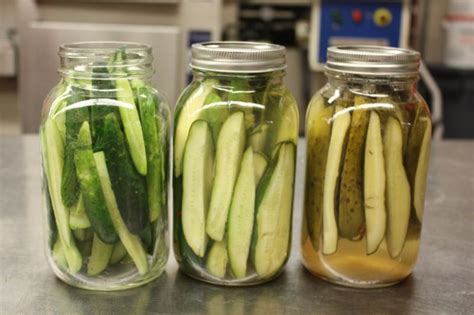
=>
[302,88,431,287]
[173,75,299,285]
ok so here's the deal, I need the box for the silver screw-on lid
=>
[326,45,421,76]
[191,41,286,74]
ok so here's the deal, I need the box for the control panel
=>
[309,0,410,70]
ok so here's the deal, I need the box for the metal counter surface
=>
[1,136,473,314]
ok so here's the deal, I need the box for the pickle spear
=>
[405,115,432,221]
[304,96,333,251]
[338,96,370,239]
[364,111,386,254]
[322,105,351,255]
[384,117,411,258]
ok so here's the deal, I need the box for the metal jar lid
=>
[325,45,421,77]
[191,41,286,74]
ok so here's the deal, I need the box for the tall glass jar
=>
[40,42,170,290]
[302,46,432,288]
[173,42,299,285]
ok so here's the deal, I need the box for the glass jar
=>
[302,46,432,288]
[173,41,299,285]
[40,42,170,290]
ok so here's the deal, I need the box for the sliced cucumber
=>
[110,242,128,265]
[206,112,246,241]
[116,78,147,176]
[254,142,295,278]
[384,117,411,258]
[41,120,82,273]
[52,239,68,270]
[93,151,149,274]
[322,105,351,255]
[182,120,214,257]
[206,241,228,278]
[87,234,114,276]
[69,194,91,230]
[413,120,431,221]
[75,122,118,244]
[174,80,216,177]
[248,123,270,153]
[253,152,269,185]
[227,147,256,279]
[364,111,386,254]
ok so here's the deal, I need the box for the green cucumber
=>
[253,142,295,278]
[61,90,89,208]
[116,77,147,176]
[182,120,214,257]
[227,78,255,131]
[201,90,229,142]
[206,112,246,241]
[206,240,228,278]
[248,124,270,153]
[174,79,217,177]
[227,147,256,279]
[69,194,91,230]
[87,234,114,276]
[52,239,68,270]
[102,113,149,233]
[110,242,128,265]
[94,151,149,274]
[253,152,268,185]
[74,121,118,244]
[41,120,82,273]
[137,86,163,222]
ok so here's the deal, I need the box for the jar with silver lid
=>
[302,46,432,288]
[173,41,299,285]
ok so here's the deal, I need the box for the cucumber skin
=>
[102,113,149,234]
[61,90,89,208]
[74,121,118,244]
[137,86,163,222]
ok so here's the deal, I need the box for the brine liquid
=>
[302,89,431,287]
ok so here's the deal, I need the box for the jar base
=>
[50,258,167,291]
[178,267,284,287]
[303,264,409,289]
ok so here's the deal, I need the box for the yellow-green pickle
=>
[302,46,432,288]
[173,42,299,285]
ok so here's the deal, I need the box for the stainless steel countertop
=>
[1,136,473,314]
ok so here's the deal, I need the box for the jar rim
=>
[59,41,152,55]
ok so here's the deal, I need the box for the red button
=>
[352,9,363,23]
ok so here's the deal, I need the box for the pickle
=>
[384,117,411,258]
[206,240,228,278]
[338,96,370,239]
[322,105,351,255]
[304,97,333,251]
[364,111,386,254]
[405,115,431,221]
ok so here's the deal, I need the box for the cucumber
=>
[116,77,147,176]
[384,117,411,258]
[249,123,270,153]
[61,90,89,208]
[206,112,246,241]
[364,111,386,254]
[102,113,149,233]
[174,79,217,177]
[254,142,295,278]
[253,152,268,185]
[322,105,351,255]
[206,240,228,278]
[74,121,118,244]
[338,96,370,239]
[41,120,82,273]
[182,120,214,257]
[94,151,149,275]
[304,96,333,251]
[87,234,114,276]
[137,86,163,222]
[201,90,229,142]
[52,239,68,270]
[110,241,128,265]
[227,78,255,131]
[227,147,256,279]
[69,194,91,230]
